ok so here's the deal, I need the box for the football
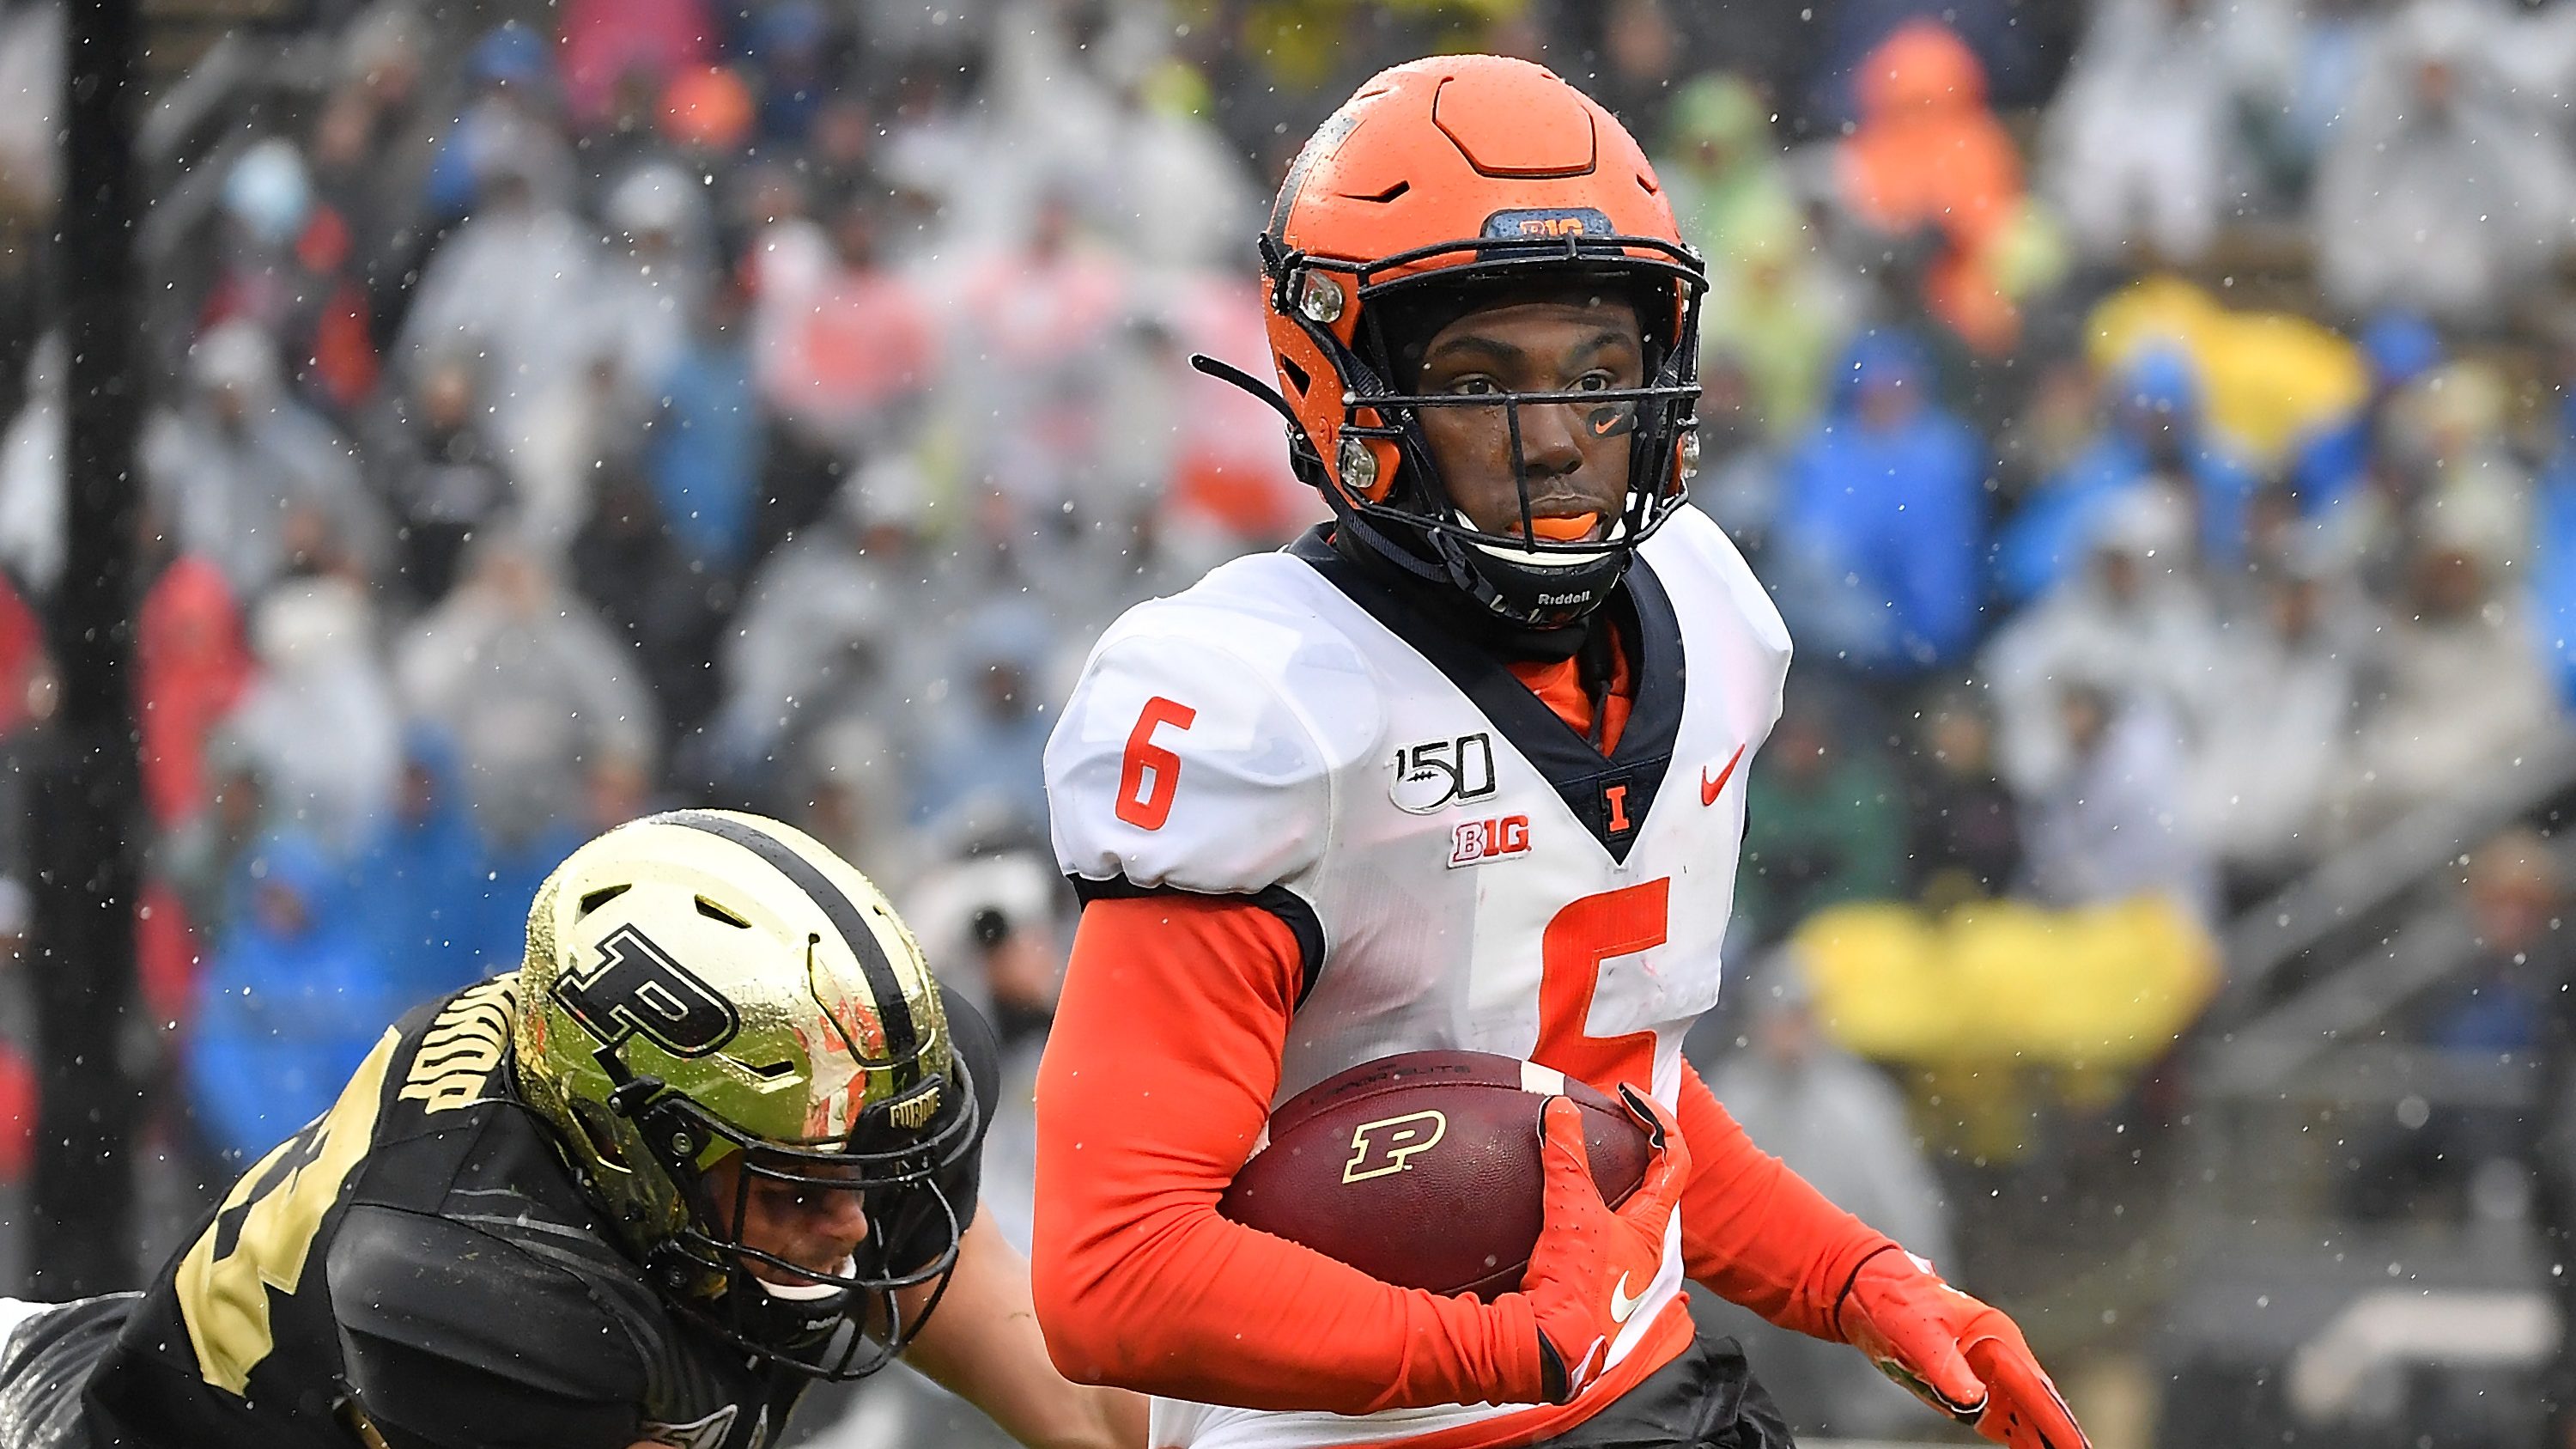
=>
[1216,1050,1655,1301]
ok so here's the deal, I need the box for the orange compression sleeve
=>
[1672,1061,1899,1342]
[1030,893,1549,1411]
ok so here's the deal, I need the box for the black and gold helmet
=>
[513,809,977,1379]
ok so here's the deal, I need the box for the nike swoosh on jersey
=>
[640,1407,740,1449]
[1700,744,1747,806]
[1609,1272,1643,1324]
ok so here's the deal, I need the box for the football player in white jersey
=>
[1029,54,2089,1449]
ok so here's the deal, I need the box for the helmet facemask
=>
[599,1028,984,1382]
[1265,231,1707,631]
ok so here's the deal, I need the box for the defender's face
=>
[705,1156,872,1284]
[1409,297,1645,545]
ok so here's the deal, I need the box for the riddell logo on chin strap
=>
[1449,814,1531,867]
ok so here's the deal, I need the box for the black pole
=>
[27,0,143,1297]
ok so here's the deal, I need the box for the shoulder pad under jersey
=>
[1045,565,1382,898]
[331,1204,650,1449]
[1644,504,1794,661]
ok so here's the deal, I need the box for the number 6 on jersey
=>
[1116,696,1197,830]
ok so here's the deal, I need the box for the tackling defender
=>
[0,811,1144,1449]
[1032,56,2087,1449]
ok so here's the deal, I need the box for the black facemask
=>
[1243,231,1707,634]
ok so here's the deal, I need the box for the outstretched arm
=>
[901,1213,1150,1449]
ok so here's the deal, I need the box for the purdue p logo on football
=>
[1342,1110,1448,1184]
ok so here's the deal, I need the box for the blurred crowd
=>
[0,0,2574,1439]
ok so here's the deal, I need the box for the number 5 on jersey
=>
[1116,696,1197,831]
[1535,878,1668,1095]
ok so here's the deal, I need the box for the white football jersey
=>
[1044,508,1790,1449]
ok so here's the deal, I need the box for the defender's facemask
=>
[605,1049,983,1382]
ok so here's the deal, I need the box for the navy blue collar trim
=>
[1286,527,1685,862]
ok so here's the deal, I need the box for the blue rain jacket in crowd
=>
[2291,309,2441,514]
[2533,400,2576,708]
[647,337,764,571]
[476,818,589,972]
[346,725,495,1008]
[188,832,407,1163]
[1768,331,1988,673]
[1994,349,2257,603]
[423,24,556,221]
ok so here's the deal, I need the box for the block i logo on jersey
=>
[1390,732,1498,813]
[1449,814,1531,868]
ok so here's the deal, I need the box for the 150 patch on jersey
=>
[1391,733,1498,813]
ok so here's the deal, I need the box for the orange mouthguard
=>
[1527,513,1600,541]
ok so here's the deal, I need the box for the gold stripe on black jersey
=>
[175,1027,398,1395]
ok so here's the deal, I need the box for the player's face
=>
[704,1156,872,1285]
[1409,297,1645,545]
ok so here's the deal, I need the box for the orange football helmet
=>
[1205,55,1706,629]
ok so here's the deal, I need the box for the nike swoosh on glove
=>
[1835,1247,2090,1449]
[1513,1087,1690,1405]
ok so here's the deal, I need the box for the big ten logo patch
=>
[1449,813,1531,868]
[1391,732,1498,814]
[1343,1110,1447,1184]
[1479,206,1613,240]
[398,977,517,1114]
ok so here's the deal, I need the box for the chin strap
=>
[1188,353,1300,429]
[1188,350,1449,589]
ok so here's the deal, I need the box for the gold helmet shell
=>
[513,808,967,1364]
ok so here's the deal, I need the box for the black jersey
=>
[64,972,997,1449]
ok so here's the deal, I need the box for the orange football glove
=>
[1835,1247,2090,1449]
[1514,1087,1690,1404]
